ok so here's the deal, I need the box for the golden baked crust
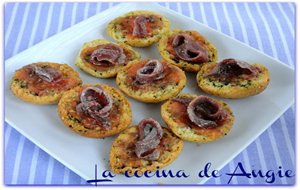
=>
[75,39,140,78]
[158,29,218,72]
[107,10,170,47]
[57,83,132,138]
[161,94,234,143]
[10,62,82,104]
[116,59,187,103]
[196,63,270,98]
[110,125,184,174]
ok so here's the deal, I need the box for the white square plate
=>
[5,2,294,185]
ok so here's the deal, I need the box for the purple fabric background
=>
[4,2,295,185]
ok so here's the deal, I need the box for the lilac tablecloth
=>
[4,2,295,185]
